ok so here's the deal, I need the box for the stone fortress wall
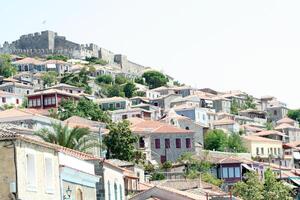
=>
[0,30,147,75]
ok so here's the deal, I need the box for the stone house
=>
[213,118,240,133]
[150,94,182,113]
[49,83,85,94]
[242,135,283,161]
[95,97,131,111]
[27,88,81,109]
[130,96,149,106]
[174,105,209,127]
[0,82,34,95]
[43,59,71,75]
[161,109,208,146]
[0,90,23,108]
[131,103,162,120]
[0,124,100,200]
[212,96,231,113]
[11,72,44,90]
[0,128,61,200]
[238,109,267,125]
[12,57,46,73]
[129,118,195,163]
[0,108,58,131]
[275,117,300,143]
[88,159,138,200]
[267,104,288,122]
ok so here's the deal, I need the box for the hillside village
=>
[0,30,300,200]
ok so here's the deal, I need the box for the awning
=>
[241,164,254,171]
[46,63,56,69]
[290,178,300,186]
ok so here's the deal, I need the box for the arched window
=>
[114,183,118,200]
[76,188,83,200]
[119,184,123,200]
[185,126,190,130]
[108,181,111,200]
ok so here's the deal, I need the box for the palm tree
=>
[35,122,101,152]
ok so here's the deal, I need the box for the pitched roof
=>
[0,82,34,89]
[277,117,295,125]
[213,118,236,126]
[28,88,81,98]
[275,123,295,130]
[64,116,106,133]
[43,60,69,65]
[242,135,282,143]
[0,90,23,97]
[12,57,44,65]
[128,118,193,134]
[95,96,128,104]
[253,130,286,137]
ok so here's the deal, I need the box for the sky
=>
[1,0,300,108]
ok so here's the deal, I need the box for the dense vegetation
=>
[103,120,138,161]
[142,70,168,89]
[287,109,300,123]
[204,129,247,153]
[57,98,111,123]
[233,169,293,200]
[46,55,68,61]
[0,54,17,77]
[85,56,108,65]
[230,95,256,115]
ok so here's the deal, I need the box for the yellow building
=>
[242,135,282,159]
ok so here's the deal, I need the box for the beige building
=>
[242,135,282,159]
[0,129,61,200]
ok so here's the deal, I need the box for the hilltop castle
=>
[0,30,147,75]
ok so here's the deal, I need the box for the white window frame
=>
[222,167,228,178]
[25,149,37,191]
[44,154,54,194]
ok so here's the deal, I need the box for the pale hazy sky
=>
[1,0,299,108]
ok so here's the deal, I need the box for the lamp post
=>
[63,186,72,200]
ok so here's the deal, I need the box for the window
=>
[176,138,181,148]
[45,157,53,193]
[234,167,241,178]
[32,99,36,107]
[26,153,36,190]
[155,139,160,149]
[261,148,264,155]
[270,148,273,155]
[51,97,56,105]
[274,148,277,155]
[256,147,259,155]
[228,167,234,178]
[222,167,228,178]
[186,138,191,148]
[29,99,32,107]
[185,126,190,130]
[139,137,145,148]
[76,189,83,200]
[36,98,41,106]
[27,90,30,94]
[274,110,277,115]
[16,99,19,104]
[108,181,111,200]
[278,148,281,155]
[160,155,166,163]
[2,97,6,103]
[114,183,118,200]
[165,138,170,149]
[116,103,121,108]
[119,184,123,200]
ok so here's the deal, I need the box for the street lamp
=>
[63,186,72,200]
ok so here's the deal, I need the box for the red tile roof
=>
[128,118,193,134]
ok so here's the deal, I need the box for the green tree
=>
[96,74,113,85]
[230,99,239,115]
[61,68,92,94]
[263,168,293,200]
[243,95,256,109]
[142,70,168,89]
[161,161,172,171]
[103,120,138,161]
[115,75,128,85]
[233,170,293,200]
[233,171,264,200]
[204,129,228,151]
[46,55,68,61]
[58,98,111,123]
[106,84,125,97]
[85,56,108,65]
[41,71,58,87]
[134,77,145,85]
[288,109,300,123]
[0,54,17,77]
[123,82,137,98]
[150,172,165,181]
[35,122,100,152]
[227,133,247,153]
[265,122,274,130]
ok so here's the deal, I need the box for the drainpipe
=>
[12,141,19,200]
